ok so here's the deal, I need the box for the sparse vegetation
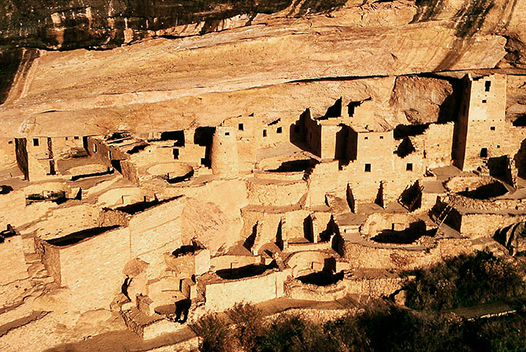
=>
[189,313,234,352]
[192,302,526,352]
[403,251,525,310]
[192,252,526,352]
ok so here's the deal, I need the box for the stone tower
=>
[210,126,239,176]
[453,74,507,171]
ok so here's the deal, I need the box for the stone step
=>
[32,269,49,279]
[24,252,41,264]
[32,276,54,285]
[27,263,45,277]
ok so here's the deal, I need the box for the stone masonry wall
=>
[204,269,289,312]
[343,238,473,271]
[59,227,131,311]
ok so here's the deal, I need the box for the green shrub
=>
[256,314,340,352]
[326,303,466,352]
[404,251,525,310]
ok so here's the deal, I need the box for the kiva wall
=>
[56,227,131,311]
[204,269,289,312]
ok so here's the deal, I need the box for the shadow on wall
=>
[194,127,214,168]
[514,139,526,179]
[215,262,277,280]
[487,156,513,186]
[371,220,427,244]
[457,179,508,199]
[0,49,39,105]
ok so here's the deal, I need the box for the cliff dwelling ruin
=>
[1,70,526,346]
[2,0,526,350]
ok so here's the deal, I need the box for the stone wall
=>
[0,235,29,286]
[210,126,239,176]
[343,238,473,271]
[454,74,526,171]
[413,123,455,168]
[285,276,403,301]
[129,198,184,277]
[203,269,290,312]
[0,138,16,168]
[50,136,84,158]
[246,178,307,206]
[54,227,131,311]
[460,213,526,238]
[39,239,61,284]
[306,161,346,207]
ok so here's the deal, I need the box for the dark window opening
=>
[480,148,488,158]
[8,140,12,144]
[490,126,495,131]
[173,149,179,159]
[200,158,211,168]
[65,137,68,140]
[33,138,39,147]
[497,145,500,148]
[513,114,526,127]
[74,136,79,140]
[365,163,371,172]
[160,131,185,147]
[238,123,244,131]
[225,132,230,136]
[482,99,487,104]
[364,136,368,140]
[193,127,214,146]
[406,163,413,171]
[380,136,384,139]
[263,130,267,137]
[277,127,282,134]
[485,81,491,92]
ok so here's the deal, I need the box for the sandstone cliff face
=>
[0,0,349,50]
[1,0,526,135]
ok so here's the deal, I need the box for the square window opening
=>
[225,132,230,136]
[364,136,368,140]
[490,126,495,131]
[74,136,80,140]
[173,149,179,159]
[482,99,487,104]
[33,138,39,147]
[380,136,384,139]
[480,148,488,158]
[238,123,244,131]
[406,163,413,171]
[364,163,371,172]
[276,127,282,134]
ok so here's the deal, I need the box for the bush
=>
[256,314,340,352]
[227,303,265,351]
[404,251,525,310]
[326,303,466,352]
[190,313,233,352]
